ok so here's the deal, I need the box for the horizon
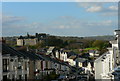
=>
[2,32,114,38]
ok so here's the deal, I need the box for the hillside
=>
[57,35,115,41]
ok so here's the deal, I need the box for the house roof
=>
[47,47,55,52]
[37,52,69,66]
[67,51,77,58]
[20,50,43,60]
[2,43,27,58]
[75,58,87,62]
[2,43,43,60]
[110,40,117,44]
[68,55,76,60]
[80,53,90,58]
[95,51,110,62]
[46,47,55,55]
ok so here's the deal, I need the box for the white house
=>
[55,49,67,62]
[67,55,76,66]
[94,51,112,80]
[89,50,100,57]
[59,50,67,62]
[94,30,120,80]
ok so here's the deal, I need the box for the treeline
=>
[5,35,111,55]
[31,36,111,54]
[47,36,111,54]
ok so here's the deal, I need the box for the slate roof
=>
[110,40,117,44]
[68,55,76,60]
[37,53,68,66]
[80,53,90,58]
[48,47,55,52]
[67,51,77,58]
[2,43,27,57]
[20,50,43,60]
[37,53,61,64]
[75,58,87,62]
[2,43,43,60]
[95,51,109,62]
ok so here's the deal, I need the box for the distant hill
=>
[84,35,115,41]
[4,35,115,48]
[4,35,115,42]
[57,35,115,41]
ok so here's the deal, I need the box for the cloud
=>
[2,22,48,36]
[86,6,102,12]
[49,16,117,36]
[2,15,25,25]
[87,20,114,27]
[58,25,70,29]
[77,2,118,16]
[77,2,103,8]
[2,15,117,37]
[109,5,118,11]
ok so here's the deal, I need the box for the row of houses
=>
[1,35,97,81]
[94,30,120,80]
[0,41,72,81]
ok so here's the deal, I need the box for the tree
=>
[92,40,105,50]
[68,39,76,44]
[92,40,110,54]
[47,36,64,47]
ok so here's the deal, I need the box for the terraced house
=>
[0,39,72,81]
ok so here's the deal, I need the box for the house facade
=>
[1,42,44,81]
[94,52,112,79]
[67,55,76,66]
[94,30,120,80]
[1,39,75,81]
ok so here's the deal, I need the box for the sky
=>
[2,2,118,37]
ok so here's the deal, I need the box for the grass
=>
[85,47,99,50]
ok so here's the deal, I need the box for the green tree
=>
[92,40,109,54]
[47,36,64,47]
[92,40,105,50]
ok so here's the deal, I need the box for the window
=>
[25,62,27,70]
[17,66,22,69]
[3,59,9,72]
[19,75,22,80]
